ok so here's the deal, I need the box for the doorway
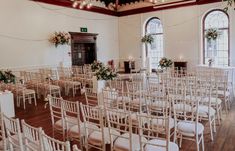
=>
[69,32,98,66]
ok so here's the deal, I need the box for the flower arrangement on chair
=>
[91,61,117,80]
[159,57,173,69]
[205,28,220,42]
[49,32,70,47]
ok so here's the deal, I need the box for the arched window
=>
[145,17,164,69]
[203,10,230,66]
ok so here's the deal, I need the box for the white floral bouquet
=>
[159,57,173,69]
[91,61,117,80]
[141,34,154,44]
[91,60,103,72]
[205,28,220,41]
[49,32,70,47]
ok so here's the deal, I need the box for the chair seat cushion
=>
[114,133,147,151]
[88,127,120,146]
[193,105,216,117]
[145,139,179,151]
[202,97,222,105]
[54,117,77,130]
[174,103,192,112]
[152,117,175,130]
[68,123,99,138]
[217,90,230,97]
[150,100,170,109]
[177,121,204,137]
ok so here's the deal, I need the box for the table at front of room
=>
[0,91,15,117]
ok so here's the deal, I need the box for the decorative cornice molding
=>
[31,0,222,17]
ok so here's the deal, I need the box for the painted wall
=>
[0,0,119,69]
[118,2,235,69]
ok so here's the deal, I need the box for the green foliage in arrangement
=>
[159,57,173,69]
[91,61,117,80]
[0,70,16,84]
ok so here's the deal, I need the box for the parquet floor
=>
[15,95,235,151]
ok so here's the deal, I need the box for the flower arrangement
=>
[0,70,16,84]
[224,0,235,11]
[159,57,173,69]
[91,61,117,80]
[91,60,103,72]
[49,32,70,47]
[141,34,154,44]
[205,28,220,41]
[208,58,213,67]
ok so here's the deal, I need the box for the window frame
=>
[202,9,230,66]
[145,17,164,69]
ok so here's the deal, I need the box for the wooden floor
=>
[15,95,235,151]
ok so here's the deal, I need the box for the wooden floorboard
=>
[15,95,235,151]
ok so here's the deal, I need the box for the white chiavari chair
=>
[16,84,37,110]
[137,114,179,151]
[62,100,84,150]
[48,96,66,140]
[195,80,216,141]
[3,114,24,151]
[172,90,205,151]
[102,88,122,111]
[107,79,124,94]
[21,120,42,151]
[126,81,143,94]
[85,88,98,106]
[106,109,146,151]
[80,103,116,151]
[0,113,7,151]
[40,130,71,151]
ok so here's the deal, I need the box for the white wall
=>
[0,0,119,69]
[118,2,235,69]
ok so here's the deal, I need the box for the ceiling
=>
[32,0,221,16]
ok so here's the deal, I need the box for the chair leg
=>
[34,93,37,106]
[209,118,214,141]
[201,134,205,151]
[213,117,216,133]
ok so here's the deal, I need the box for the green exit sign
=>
[80,27,88,32]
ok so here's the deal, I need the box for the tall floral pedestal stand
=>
[92,76,106,106]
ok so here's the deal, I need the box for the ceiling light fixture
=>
[71,0,93,9]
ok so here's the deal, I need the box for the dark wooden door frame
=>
[69,32,98,65]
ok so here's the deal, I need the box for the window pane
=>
[146,18,164,69]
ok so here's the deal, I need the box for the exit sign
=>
[80,27,88,32]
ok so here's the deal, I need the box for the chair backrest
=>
[107,80,124,93]
[40,130,71,151]
[106,109,133,150]
[80,103,105,150]
[21,119,42,151]
[61,100,80,129]
[85,88,98,106]
[48,96,63,127]
[138,114,170,151]
[3,114,24,151]
[102,88,120,110]
[126,81,143,94]
[0,113,7,151]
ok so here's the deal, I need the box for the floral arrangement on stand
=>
[159,57,173,69]
[0,70,16,84]
[141,34,154,44]
[224,0,235,11]
[91,61,117,80]
[205,28,220,42]
[91,60,103,72]
[49,32,70,47]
